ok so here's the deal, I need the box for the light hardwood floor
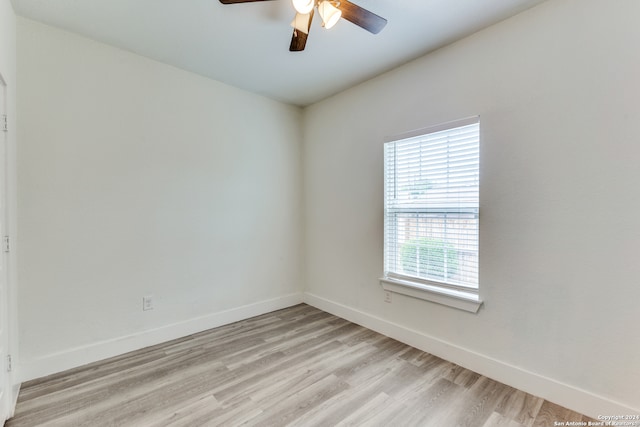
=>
[7,304,594,426]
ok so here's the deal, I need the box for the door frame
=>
[0,70,17,421]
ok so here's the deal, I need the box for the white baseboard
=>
[19,293,303,383]
[303,292,639,419]
[9,382,20,418]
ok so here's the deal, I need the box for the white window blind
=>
[384,118,479,290]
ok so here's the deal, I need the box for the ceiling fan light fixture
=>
[318,1,341,29]
[292,0,315,15]
[291,12,312,34]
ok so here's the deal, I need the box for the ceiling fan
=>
[218,0,387,52]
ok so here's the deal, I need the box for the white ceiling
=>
[11,0,546,106]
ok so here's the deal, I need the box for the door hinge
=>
[6,355,11,373]
[1,114,6,132]
[3,236,9,253]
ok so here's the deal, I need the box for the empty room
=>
[0,0,638,425]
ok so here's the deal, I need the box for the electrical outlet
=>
[143,295,154,311]
[384,291,392,303]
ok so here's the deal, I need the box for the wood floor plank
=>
[495,388,544,427]
[391,378,465,426]
[454,376,512,427]
[145,394,220,427]
[531,401,596,427]
[291,358,406,426]
[6,304,594,427]
[212,340,344,403]
[333,392,398,426]
[243,342,372,407]
[250,374,351,426]
[483,412,527,427]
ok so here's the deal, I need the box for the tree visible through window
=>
[383,118,479,289]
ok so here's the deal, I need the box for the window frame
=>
[380,117,483,313]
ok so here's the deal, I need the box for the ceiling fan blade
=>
[219,0,274,4]
[338,0,387,34]
[289,31,308,52]
[289,10,314,52]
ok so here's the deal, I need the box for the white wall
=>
[17,18,303,380]
[303,0,640,417]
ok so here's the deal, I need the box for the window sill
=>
[379,277,483,313]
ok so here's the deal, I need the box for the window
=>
[381,117,481,312]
